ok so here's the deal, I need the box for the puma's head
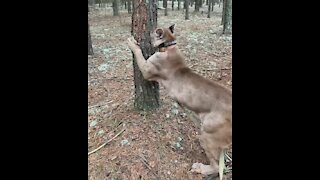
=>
[151,24,176,48]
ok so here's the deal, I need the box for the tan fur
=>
[127,25,232,176]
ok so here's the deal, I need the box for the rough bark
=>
[131,0,160,111]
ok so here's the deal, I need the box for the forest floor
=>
[88,3,232,180]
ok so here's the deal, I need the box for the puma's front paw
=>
[190,163,218,176]
[127,37,140,52]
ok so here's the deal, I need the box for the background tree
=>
[222,0,231,34]
[172,0,175,10]
[113,0,119,16]
[207,0,211,18]
[210,0,215,12]
[194,0,200,12]
[185,0,189,19]
[131,0,160,111]
[190,0,194,7]
[178,0,181,10]
[88,6,93,55]
[127,0,132,13]
[211,0,215,11]
[88,23,94,55]
[98,0,102,7]
[221,0,225,25]
[122,0,126,9]
[163,0,168,16]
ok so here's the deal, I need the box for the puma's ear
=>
[155,28,164,38]
[169,24,175,33]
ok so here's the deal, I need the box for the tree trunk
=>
[206,0,208,5]
[184,0,187,9]
[88,23,93,55]
[185,0,189,19]
[221,0,225,25]
[131,0,160,111]
[113,0,119,16]
[98,0,102,7]
[222,0,231,34]
[194,0,200,12]
[212,0,215,11]
[207,0,211,18]
[172,0,175,10]
[178,0,181,10]
[128,0,132,13]
[163,0,168,16]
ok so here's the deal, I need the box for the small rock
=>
[176,142,181,148]
[98,63,109,72]
[98,130,104,135]
[167,171,171,175]
[177,137,183,142]
[121,139,129,146]
[171,108,179,115]
[89,120,97,127]
[165,114,170,119]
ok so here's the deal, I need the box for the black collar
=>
[160,40,177,48]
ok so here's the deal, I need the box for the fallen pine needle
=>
[88,128,126,156]
[88,100,113,109]
[225,152,232,162]
[138,154,159,179]
[139,154,152,170]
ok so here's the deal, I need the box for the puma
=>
[127,24,232,177]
